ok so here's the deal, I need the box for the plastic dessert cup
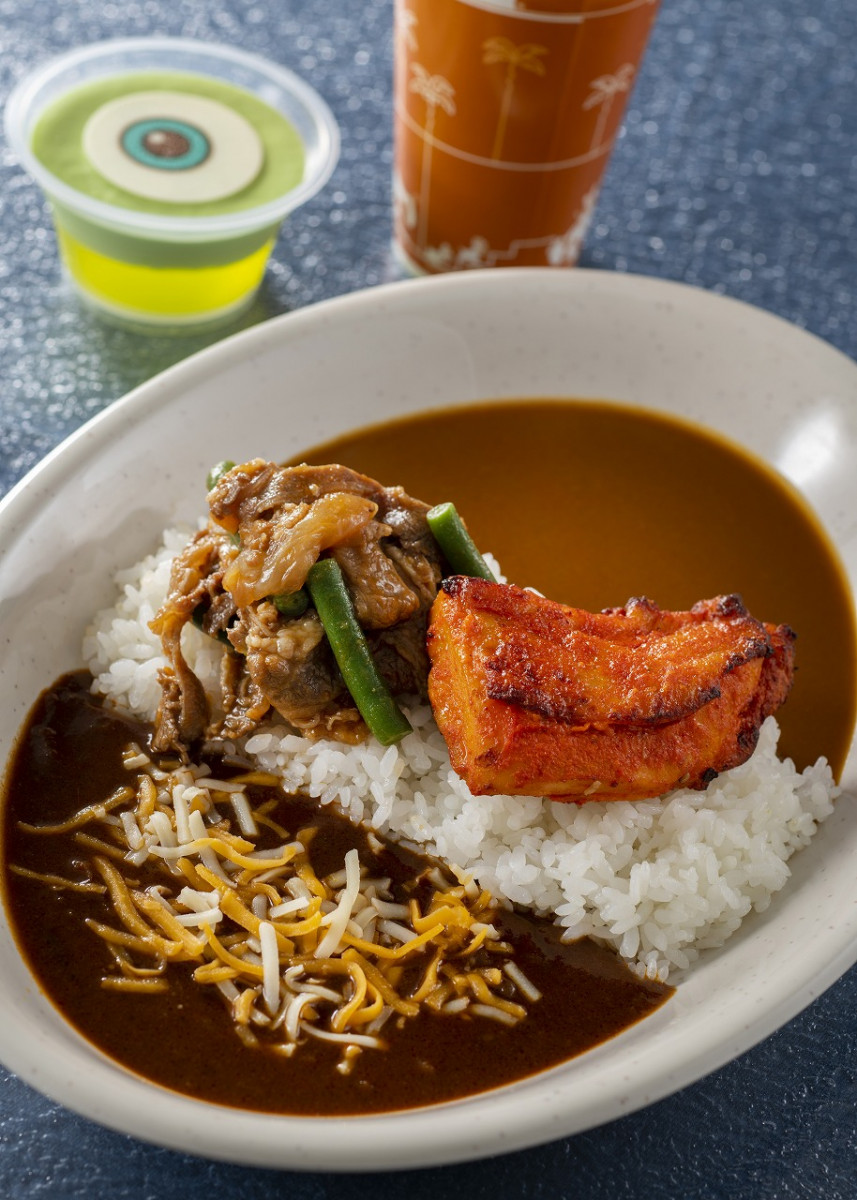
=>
[5,39,340,330]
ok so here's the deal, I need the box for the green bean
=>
[206,460,236,492]
[426,502,496,582]
[272,588,309,618]
[306,558,412,746]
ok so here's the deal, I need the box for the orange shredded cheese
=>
[14,743,541,1069]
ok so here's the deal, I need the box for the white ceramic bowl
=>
[0,269,855,1170]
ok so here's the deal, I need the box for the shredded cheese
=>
[14,744,541,1070]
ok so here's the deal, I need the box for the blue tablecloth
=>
[1,1,855,1196]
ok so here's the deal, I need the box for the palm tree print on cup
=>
[396,4,418,54]
[409,63,456,248]
[482,37,548,161]
[584,63,636,152]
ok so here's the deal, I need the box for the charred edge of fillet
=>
[704,594,748,618]
[440,575,470,599]
[484,680,731,727]
[483,625,775,726]
[600,595,660,617]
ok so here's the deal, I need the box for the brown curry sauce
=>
[3,672,670,1115]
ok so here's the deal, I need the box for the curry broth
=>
[2,674,670,1115]
[299,399,857,776]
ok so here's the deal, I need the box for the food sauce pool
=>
[3,674,670,1115]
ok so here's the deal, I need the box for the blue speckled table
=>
[1,1,856,1196]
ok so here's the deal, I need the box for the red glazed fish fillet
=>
[426,578,795,802]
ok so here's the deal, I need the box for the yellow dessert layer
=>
[57,226,273,320]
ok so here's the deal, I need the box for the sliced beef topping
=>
[221,489,378,608]
[331,521,421,629]
[229,602,352,734]
[149,524,237,752]
[368,615,433,699]
[150,461,442,753]
[209,461,442,620]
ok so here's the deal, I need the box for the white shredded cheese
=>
[259,921,280,1014]
[314,848,361,958]
[230,791,259,837]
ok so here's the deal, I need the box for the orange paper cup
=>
[393,0,660,272]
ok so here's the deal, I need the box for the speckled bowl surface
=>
[0,268,855,1171]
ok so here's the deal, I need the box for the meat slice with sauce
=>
[426,578,796,802]
[208,461,439,615]
[149,523,238,750]
[150,462,442,752]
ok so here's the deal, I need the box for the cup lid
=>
[4,38,341,242]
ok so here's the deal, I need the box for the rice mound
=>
[83,527,839,982]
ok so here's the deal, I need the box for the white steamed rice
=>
[82,526,839,983]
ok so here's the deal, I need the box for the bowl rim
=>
[0,268,856,1172]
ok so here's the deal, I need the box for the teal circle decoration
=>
[121,118,211,171]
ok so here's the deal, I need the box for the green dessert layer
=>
[32,70,305,217]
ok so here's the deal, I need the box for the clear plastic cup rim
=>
[4,37,341,243]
